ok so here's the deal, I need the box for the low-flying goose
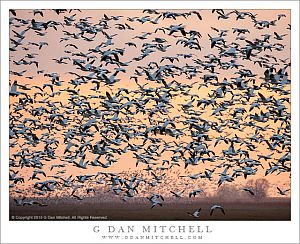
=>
[276,187,290,196]
[187,208,201,218]
[210,205,225,216]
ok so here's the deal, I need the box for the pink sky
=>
[9,9,291,198]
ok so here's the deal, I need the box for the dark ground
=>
[9,197,291,221]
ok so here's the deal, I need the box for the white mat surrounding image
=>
[1,1,299,243]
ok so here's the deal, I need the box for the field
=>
[9,197,290,221]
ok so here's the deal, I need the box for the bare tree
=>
[215,184,242,200]
[244,178,270,200]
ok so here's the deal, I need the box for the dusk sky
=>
[9,9,291,200]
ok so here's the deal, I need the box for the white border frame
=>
[1,1,299,243]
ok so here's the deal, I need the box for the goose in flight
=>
[257,153,274,161]
[188,11,202,20]
[86,187,95,194]
[149,193,164,202]
[243,187,255,195]
[9,9,17,16]
[14,197,26,206]
[208,34,226,48]
[211,27,228,37]
[276,187,290,196]
[277,14,286,20]
[30,19,51,30]
[180,173,201,180]
[203,168,215,181]
[76,174,93,183]
[232,10,255,20]
[265,162,280,175]
[147,195,163,209]
[28,41,49,50]
[189,189,204,198]
[210,205,225,216]
[31,9,44,17]
[29,170,46,180]
[150,199,163,209]
[151,172,166,182]
[167,24,187,36]
[274,32,287,40]
[214,10,234,20]
[22,200,48,207]
[187,208,201,218]
[232,28,250,35]
[12,29,29,39]
[170,189,185,198]
[9,80,27,97]
[73,194,84,200]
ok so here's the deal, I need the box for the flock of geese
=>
[9,9,291,218]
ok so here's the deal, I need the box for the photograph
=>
[1,1,299,243]
[8,8,291,221]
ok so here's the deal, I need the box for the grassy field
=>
[9,197,290,221]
